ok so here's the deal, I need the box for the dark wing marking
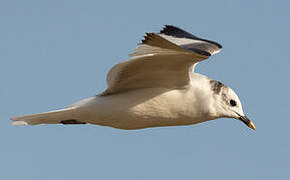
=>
[159,25,222,56]
[160,25,199,39]
[160,25,222,49]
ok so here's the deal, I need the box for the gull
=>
[11,25,256,130]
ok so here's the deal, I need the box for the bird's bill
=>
[239,115,256,130]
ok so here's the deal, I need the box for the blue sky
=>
[1,0,290,179]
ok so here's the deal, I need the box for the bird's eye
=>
[230,99,236,106]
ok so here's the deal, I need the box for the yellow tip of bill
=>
[248,121,256,130]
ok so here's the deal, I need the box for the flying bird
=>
[11,25,256,130]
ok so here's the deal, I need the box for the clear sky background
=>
[1,0,289,179]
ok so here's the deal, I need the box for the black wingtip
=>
[160,25,176,33]
[159,25,195,37]
[159,25,222,49]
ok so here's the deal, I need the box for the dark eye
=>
[230,99,237,106]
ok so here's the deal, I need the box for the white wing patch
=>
[159,34,222,55]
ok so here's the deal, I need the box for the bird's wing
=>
[100,25,222,95]
[158,25,222,55]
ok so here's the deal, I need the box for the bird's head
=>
[209,80,255,130]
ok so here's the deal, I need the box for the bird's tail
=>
[11,107,81,126]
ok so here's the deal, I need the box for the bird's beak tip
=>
[248,121,256,131]
[237,113,256,131]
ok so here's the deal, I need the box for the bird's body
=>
[11,25,256,130]
[71,73,213,129]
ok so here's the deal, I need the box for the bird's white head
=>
[209,80,255,130]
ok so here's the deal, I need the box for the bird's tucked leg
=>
[60,119,86,125]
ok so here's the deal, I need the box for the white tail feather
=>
[11,107,77,126]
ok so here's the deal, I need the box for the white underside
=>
[78,88,212,129]
[11,74,216,129]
